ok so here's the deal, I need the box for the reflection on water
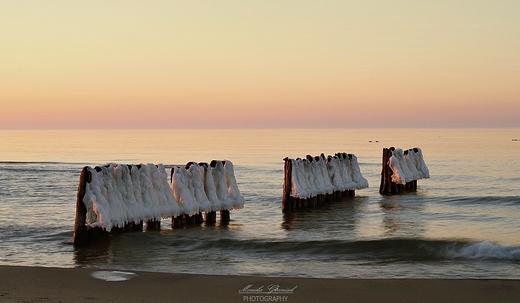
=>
[379,194,426,238]
[281,196,364,235]
[74,234,114,265]
[73,221,236,270]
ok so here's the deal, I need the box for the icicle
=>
[200,163,221,212]
[171,166,198,216]
[350,154,369,189]
[212,160,234,211]
[224,160,245,209]
[416,148,430,179]
[389,149,406,185]
[187,162,212,213]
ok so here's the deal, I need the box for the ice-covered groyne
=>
[170,160,245,224]
[379,147,430,195]
[282,153,369,212]
[73,161,244,245]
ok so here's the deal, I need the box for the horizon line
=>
[1,125,520,131]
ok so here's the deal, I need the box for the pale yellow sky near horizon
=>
[1,1,519,129]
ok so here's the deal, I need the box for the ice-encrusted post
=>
[340,153,357,198]
[404,149,418,192]
[282,152,368,212]
[379,147,396,195]
[212,160,231,223]
[72,166,90,245]
[379,147,427,195]
[170,167,185,228]
[72,166,106,245]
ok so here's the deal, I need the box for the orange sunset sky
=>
[1,1,519,129]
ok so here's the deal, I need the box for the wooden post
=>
[220,210,230,222]
[195,212,204,224]
[379,148,387,195]
[133,221,143,231]
[380,147,423,195]
[172,216,183,227]
[185,215,195,224]
[283,152,365,211]
[72,166,90,245]
[171,216,176,227]
[146,219,161,230]
[125,221,143,231]
[205,211,217,224]
[282,157,293,212]
[379,147,395,195]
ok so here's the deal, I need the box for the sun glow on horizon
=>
[1,1,519,130]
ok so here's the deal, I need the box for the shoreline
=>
[1,266,519,303]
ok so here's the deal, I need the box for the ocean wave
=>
[0,162,82,174]
[441,241,520,260]
[162,237,520,262]
[438,196,520,206]
[0,161,81,165]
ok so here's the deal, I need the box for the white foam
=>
[91,271,137,282]
[444,241,520,260]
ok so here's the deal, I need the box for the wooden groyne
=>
[73,161,244,245]
[379,147,430,195]
[282,152,369,212]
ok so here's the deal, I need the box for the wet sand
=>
[0,265,519,303]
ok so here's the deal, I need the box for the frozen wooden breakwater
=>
[73,161,244,245]
[170,160,244,226]
[379,147,430,195]
[282,153,369,212]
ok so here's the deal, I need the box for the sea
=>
[0,128,519,279]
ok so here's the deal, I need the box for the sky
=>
[1,0,519,129]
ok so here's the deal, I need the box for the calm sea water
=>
[0,128,519,279]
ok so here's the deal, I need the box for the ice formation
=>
[83,164,180,232]
[170,160,244,213]
[224,160,245,209]
[388,148,430,185]
[290,153,369,199]
[82,161,245,232]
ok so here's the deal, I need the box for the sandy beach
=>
[0,266,519,303]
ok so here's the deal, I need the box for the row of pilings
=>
[379,147,429,195]
[73,162,235,246]
[282,153,365,212]
[74,147,429,245]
